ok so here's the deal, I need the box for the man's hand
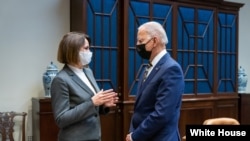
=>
[126,133,133,141]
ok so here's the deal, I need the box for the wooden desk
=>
[32,97,59,141]
[239,94,250,124]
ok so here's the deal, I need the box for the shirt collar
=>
[68,64,83,74]
[151,49,167,66]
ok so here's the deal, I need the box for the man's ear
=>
[153,37,158,46]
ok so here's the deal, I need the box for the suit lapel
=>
[64,65,95,96]
[83,67,100,93]
[135,54,170,104]
[135,67,161,103]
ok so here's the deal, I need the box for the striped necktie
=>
[143,62,152,82]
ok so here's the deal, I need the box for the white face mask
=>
[79,51,93,65]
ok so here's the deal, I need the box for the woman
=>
[51,32,118,141]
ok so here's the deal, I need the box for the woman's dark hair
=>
[57,32,90,65]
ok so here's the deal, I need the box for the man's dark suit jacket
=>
[129,53,185,141]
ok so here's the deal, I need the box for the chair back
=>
[0,111,27,141]
[203,117,240,125]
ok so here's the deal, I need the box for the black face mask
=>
[136,44,151,59]
[136,38,153,60]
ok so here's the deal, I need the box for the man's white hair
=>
[138,21,168,45]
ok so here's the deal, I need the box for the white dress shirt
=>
[147,49,167,76]
[68,65,96,94]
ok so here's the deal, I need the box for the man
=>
[126,21,185,141]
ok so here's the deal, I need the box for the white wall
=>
[0,0,69,139]
[0,0,249,139]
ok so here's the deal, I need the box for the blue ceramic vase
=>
[238,66,248,93]
[43,62,58,97]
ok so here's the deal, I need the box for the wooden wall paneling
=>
[100,106,122,141]
[214,98,239,118]
[238,94,250,124]
[122,103,134,140]
[179,100,214,139]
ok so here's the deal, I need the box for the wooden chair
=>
[0,111,27,141]
[182,117,240,140]
[203,117,240,125]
